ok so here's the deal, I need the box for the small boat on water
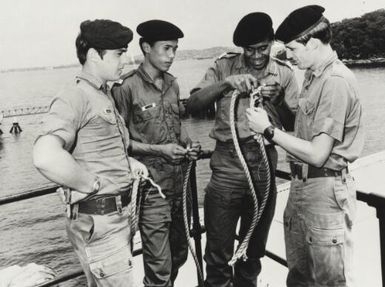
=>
[1,150,385,287]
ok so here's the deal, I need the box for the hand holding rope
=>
[228,86,271,266]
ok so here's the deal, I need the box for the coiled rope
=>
[130,174,166,239]
[228,88,271,266]
[182,160,205,286]
[128,161,205,285]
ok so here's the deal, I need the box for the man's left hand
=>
[260,83,284,105]
[186,142,201,161]
[129,157,149,178]
[246,107,271,134]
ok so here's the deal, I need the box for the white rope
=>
[182,160,204,286]
[141,175,166,199]
[228,89,271,266]
[130,178,141,238]
[129,173,166,239]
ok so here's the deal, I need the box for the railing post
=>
[360,191,385,287]
[376,208,385,287]
[189,161,204,286]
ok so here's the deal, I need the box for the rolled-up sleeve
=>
[312,76,350,141]
[39,90,85,151]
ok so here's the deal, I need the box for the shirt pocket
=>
[298,98,315,116]
[133,104,160,124]
[84,107,119,139]
[296,98,316,131]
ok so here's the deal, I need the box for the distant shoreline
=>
[2,56,385,73]
[343,57,385,68]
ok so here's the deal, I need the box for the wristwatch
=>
[263,125,275,144]
[90,176,101,195]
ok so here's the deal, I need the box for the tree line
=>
[331,9,385,60]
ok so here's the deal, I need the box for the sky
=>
[0,0,384,70]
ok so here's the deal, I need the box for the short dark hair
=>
[75,33,107,65]
[295,17,332,45]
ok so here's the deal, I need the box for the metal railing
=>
[1,151,385,287]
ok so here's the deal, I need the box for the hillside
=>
[331,9,385,60]
[132,46,241,63]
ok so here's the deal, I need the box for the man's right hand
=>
[225,74,258,94]
[159,143,187,163]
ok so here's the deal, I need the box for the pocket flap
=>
[298,98,315,115]
[306,227,344,246]
[98,110,116,124]
[89,249,132,279]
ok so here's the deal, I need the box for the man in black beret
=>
[113,20,200,287]
[33,19,148,287]
[247,5,363,287]
[187,12,299,287]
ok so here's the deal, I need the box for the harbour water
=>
[0,59,385,286]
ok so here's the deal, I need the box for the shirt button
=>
[332,239,337,244]
[100,270,105,278]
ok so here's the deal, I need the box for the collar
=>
[137,64,176,90]
[311,51,338,78]
[76,71,105,90]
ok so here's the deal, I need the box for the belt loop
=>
[72,203,79,220]
[302,164,308,182]
[116,195,123,214]
[341,168,347,183]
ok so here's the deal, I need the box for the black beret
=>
[137,20,184,41]
[276,5,325,43]
[80,19,133,49]
[233,12,274,47]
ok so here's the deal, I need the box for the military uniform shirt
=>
[112,64,186,193]
[192,53,299,142]
[293,51,364,170]
[39,71,132,194]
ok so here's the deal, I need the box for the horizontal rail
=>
[0,186,57,205]
[265,250,288,267]
[0,172,371,208]
[3,150,385,286]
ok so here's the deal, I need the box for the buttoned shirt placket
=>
[103,85,132,172]
[139,69,178,144]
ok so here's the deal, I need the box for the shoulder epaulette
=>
[164,70,176,78]
[272,57,293,70]
[217,52,240,60]
[120,69,137,81]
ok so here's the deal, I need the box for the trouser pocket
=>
[89,246,133,281]
[306,224,346,285]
